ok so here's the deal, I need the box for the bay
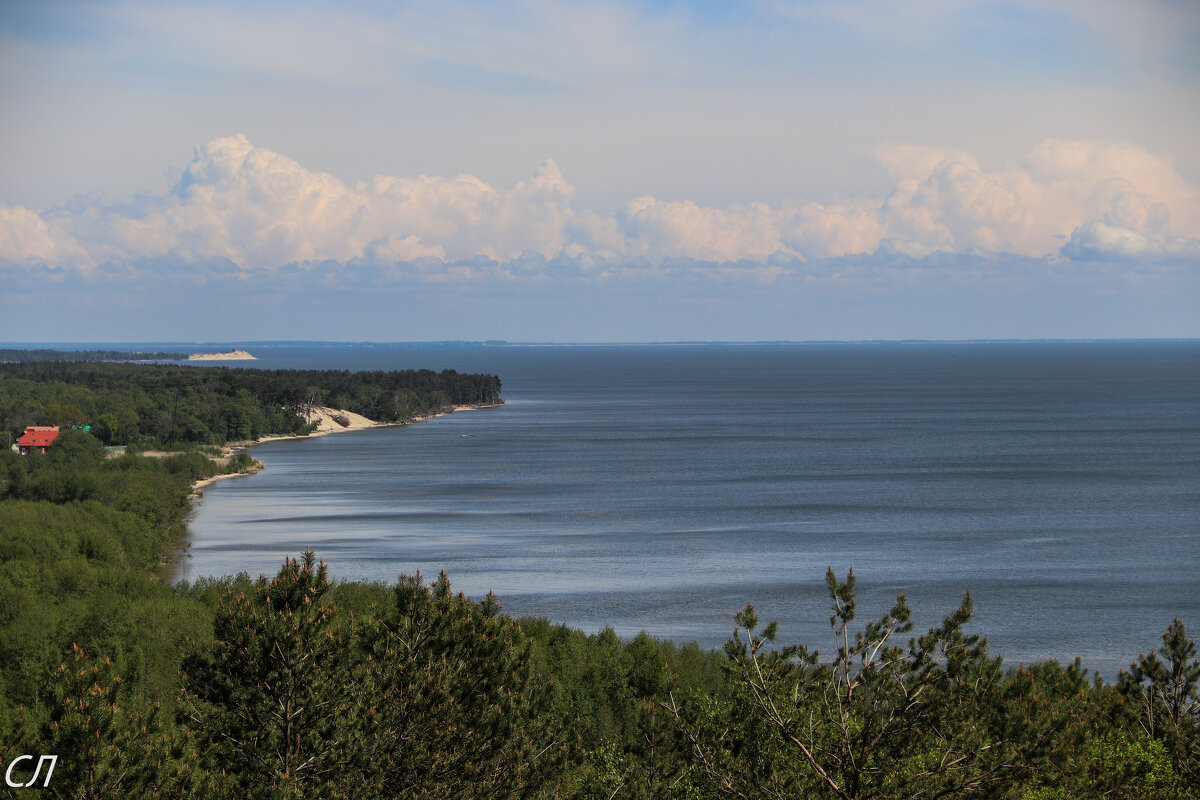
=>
[176,341,1200,679]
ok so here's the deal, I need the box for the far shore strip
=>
[189,402,498,494]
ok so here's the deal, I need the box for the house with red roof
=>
[16,426,60,455]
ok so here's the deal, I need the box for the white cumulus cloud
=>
[8,135,579,271]
[873,139,1200,259]
[0,135,1196,278]
[0,203,90,268]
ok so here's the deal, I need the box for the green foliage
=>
[989,659,1114,791]
[514,618,725,798]
[0,447,210,745]
[1021,731,1199,800]
[180,551,357,799]
[0,361,502,449]
[12,644,207,800]
[1118,618,1200,781]
[176,559,570,799]
[354,570,568,799]
[669,569,1071,799]
[92,413,120,446]
[225,451,255,473]
[0,348,188,362]
[43,403,87,427]
[47,430,105,469]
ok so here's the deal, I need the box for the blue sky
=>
[1,0,1197,341]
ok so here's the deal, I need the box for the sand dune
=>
[187,350,256,361]
[297,405,378,433]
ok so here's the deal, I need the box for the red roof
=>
[17,426,60,448]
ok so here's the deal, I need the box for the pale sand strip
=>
[164,401,499,577]
[186,350,257,361]
[189,402,501,496]
[190,462,265,493]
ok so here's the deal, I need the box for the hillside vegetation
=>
[0,361,502,450]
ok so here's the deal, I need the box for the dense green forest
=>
[0,357,1196,798]
[0,362,502,450]
[0,349,189,363]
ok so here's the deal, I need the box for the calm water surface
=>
[176,342,1200,678]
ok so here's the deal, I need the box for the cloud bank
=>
[2,135,1197,282]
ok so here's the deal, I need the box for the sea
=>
[171,341,1199,679]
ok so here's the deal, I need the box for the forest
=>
[0,356,1196,798]
[0,362,503,450]
[0,349,190,363]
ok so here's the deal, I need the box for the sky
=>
[1,0,1197,342]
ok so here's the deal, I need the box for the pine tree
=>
[355,570,568,799]
[1118,618,1200,781]
[178,551,360,798]
[18,644,207,799]
[668,569,1047,799]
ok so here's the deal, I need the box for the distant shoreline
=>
[167,400,502,581]
[188,401,503,496]
[5,338,1197,352]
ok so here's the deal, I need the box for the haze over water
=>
[177,342,1199,679]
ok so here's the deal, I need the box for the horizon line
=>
[3,337,1199,348]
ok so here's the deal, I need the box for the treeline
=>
[0,349,189,363]
[0,362,502,449]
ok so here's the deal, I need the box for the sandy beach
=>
[190,459,264,493]
[189,402,501,496]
